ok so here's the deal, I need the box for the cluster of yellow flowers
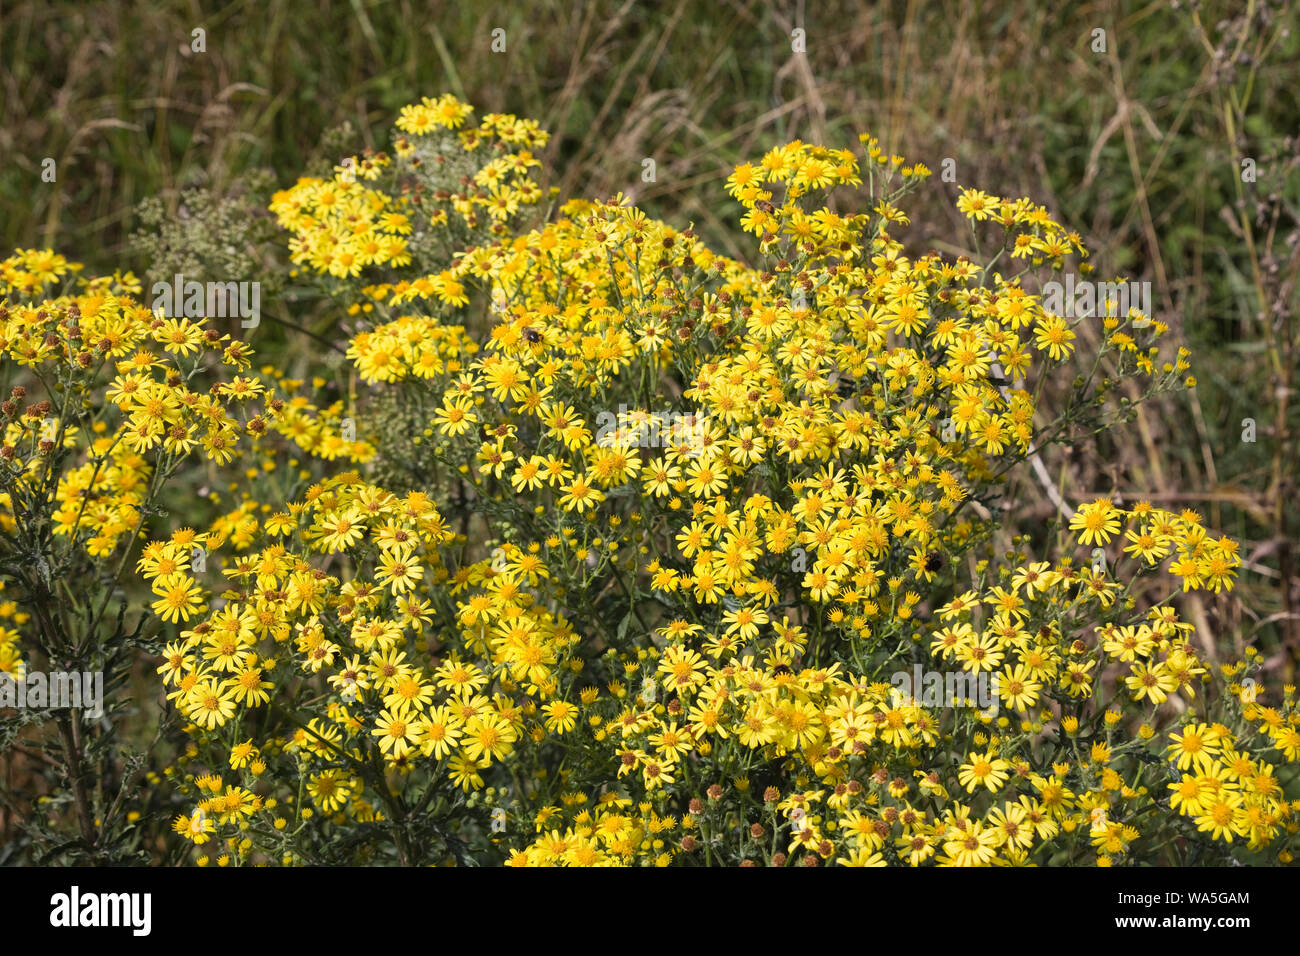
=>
[0,272,254,565]
[270,165,413,279]
[1069,497,1240,593]
[347,316,477,384]
[0,250,379,696]
[268,368,375,463]
[0,248,78,296]
[1163,716,1290,848]
[270,94,547,294]
[146,479,473,752]
[135,96,1298,867]
[499,530,1290,866]
[391,96,548,226]
[147,476,599,862]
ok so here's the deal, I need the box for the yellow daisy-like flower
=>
[1069,498,1122,546]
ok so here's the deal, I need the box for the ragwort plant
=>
[0,249,357,861]
[142,97,1298,867]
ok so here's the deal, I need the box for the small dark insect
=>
[923,551,944,573]
[523,328,542,343]
[772,664,792,675]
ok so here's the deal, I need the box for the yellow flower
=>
[1069,498,1121,546]
[958,750,1012,793]
[542,700,579,735]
